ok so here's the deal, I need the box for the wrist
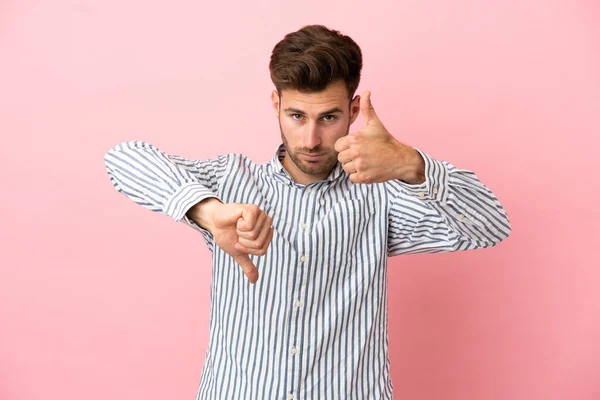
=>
[394,145,426,184]
[186,197,223,233]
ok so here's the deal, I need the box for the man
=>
[104,24,511,400]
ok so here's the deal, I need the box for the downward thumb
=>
[234,254,259,284]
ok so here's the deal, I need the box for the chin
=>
[302,161,335,176]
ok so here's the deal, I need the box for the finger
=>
[343,161,357,174]
[360,90,380,126]
[334,135,351,153]
[349,172,362,183]
[238,217,272,250]
[238,204,260,232]
[260,228,274,254]
[337,149,353,164]
[237,211,267,239]
[233,253,259,284]
[238,228,273,256]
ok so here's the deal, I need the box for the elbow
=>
[103,141,138,170]
[103,143,130,189]
[104,142,125,168]
[489,216,512,247]
[103,147,115,169]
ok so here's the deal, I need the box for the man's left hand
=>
[334,91,425,185]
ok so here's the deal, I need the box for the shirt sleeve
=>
[103,140,230,249]
[385,149,511,256]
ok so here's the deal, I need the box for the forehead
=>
[280,80,349,113]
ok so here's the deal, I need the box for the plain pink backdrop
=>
[1,0,599,399]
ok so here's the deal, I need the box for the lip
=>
[301,153,326,159]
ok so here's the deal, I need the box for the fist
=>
[334,91,423,184]
[207,202,273,284]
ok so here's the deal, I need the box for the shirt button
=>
[433,188,438,195]
[300,255,307,262]
[295,300,302,308]
[288,393,295,400]
[291,346,298,355]
[418,192,425,198]
[306,187,312,193]
[458,214,465,219]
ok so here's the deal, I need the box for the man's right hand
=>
[187,198,273,284]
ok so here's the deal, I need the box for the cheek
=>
[280,118,293,131]
[280,118,302,138]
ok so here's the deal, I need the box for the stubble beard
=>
[279,121,348,178]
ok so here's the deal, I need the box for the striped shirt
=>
[104,140,511,400]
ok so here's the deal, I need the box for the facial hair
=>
[278,119,349,178]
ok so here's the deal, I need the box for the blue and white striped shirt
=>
[104,141,511,400]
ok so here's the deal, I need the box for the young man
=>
[104,24,511,400]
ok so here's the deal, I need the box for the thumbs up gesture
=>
[188,199,273,284]
[334,91,425,185]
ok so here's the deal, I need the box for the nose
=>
[302,120,321,150]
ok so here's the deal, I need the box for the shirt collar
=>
[269,143,345,183]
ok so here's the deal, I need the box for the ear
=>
[271,90,280,118]
[349,94,361,125]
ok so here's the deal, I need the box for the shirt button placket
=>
[288,186,314,399]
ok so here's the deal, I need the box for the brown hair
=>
[269,25,363,99]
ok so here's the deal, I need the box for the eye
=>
[291,114,303,120]
[322,115,337,122]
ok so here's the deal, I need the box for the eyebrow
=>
[283,107,344,117]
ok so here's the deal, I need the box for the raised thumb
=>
[360,90,380,125]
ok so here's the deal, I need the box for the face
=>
[271,80,361,184]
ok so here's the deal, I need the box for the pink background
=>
[1,0,599,399]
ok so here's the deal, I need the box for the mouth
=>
[301,153,327,160]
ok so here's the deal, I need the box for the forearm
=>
[388,149,511,252]
[104,140,226,222]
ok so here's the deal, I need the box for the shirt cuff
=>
[394,149,449,203]
[164,182,221,222]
